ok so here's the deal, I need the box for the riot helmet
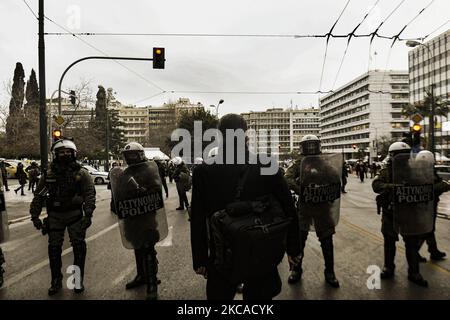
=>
[388,142,411,157]
[416,150,434,164]
[300,134,321,156]
[172,156,183,166]
[52,139,77,163]
[122,142,146,165]
[194,157,204,165]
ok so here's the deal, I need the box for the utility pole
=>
[38,0,48,170]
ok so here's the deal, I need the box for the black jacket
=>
[190,158,300,271]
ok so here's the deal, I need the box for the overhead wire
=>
[318,0,351,92]
[22,0,38,20]
[43,15,166,93]
[332,0,381,90]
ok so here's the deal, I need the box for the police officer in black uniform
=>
[30,139,96,295]
[372,142,430,287]
[285,135,341,288]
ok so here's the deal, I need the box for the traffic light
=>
[52,129,62,142]
[411,123,422,149]
[153,47,165,69]
[69,90,76,105]
[352,144,357,150]
[410,113,423,151]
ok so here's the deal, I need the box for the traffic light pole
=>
[57,56,154,115]
[38,0,48,171]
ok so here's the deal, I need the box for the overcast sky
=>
[0,0,449,116]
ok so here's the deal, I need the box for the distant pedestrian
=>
[0,160,9,191]
[14,163,27,196]
[341,162,348,193]
[26,162,40,193]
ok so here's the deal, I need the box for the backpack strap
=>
[235,165,250,201]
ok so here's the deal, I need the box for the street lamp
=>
[212,99,224,117]
[406,40,436,156]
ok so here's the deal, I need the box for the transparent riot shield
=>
[0,170,9,244]
[110,161,169,249]
[299,153,342,230]
[392,153,434,235]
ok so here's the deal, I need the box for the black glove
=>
[80,216,92,230]
[32,218,43,230]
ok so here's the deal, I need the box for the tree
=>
[170,108,218,160]
[5,63,26,155]
[8,62,25,115]
[93,86,125,159]
[402,89,449,150]
[21,69,40,158]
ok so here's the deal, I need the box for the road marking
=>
[0,223,119,290]
[2,232,42,252]
[112,263,136,286]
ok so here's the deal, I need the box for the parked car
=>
[4,160,28,179]
[82,165,109,185]
[435,165,450,181]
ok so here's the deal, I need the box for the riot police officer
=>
[285,134,341,288]
[372,142,432,287]
[415,150,450,261]
[112,142,168,300]
[30,139,96,295]
[153,156,169,198]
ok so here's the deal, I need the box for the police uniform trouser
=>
[176,183,189,208]
[161,177,168,197]
[206,263,281,300]
[47,211,87,281]
[382,211,421,275]
[134,245,158,292]
[419,213,440,254]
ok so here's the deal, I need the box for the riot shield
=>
[392,153,434,235]
[299,153,342,230]
[0,171,9,244]
[110,161,169,249]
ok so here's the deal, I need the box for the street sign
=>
[54,115,65,126]
[411,113,423,123]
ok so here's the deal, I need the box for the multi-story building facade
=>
[148,98,205,131]
[242,107,320,156]
[117,105,149,145]
[408,29,449,156]
[319,70,410,160]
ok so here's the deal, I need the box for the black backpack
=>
[209,166,292,283]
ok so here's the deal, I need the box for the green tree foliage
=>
[170,108,218,160]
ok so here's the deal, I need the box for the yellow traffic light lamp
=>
[153,47,165,69]
[52,129,62,142]
[412,123,422,133]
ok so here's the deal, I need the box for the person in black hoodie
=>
[190,114,300,300]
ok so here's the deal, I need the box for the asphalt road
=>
[0,175,449,300]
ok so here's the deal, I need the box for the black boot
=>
[288,231,307,284]
[405,236,428,288]
[427,233,446,261]
[144,248,158,300]
[321,236,339,288]
[288,264,303,284]
[381,236,396,279]
[126,249,146,290]
[73,242,87,293]
[48,245,63,296]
